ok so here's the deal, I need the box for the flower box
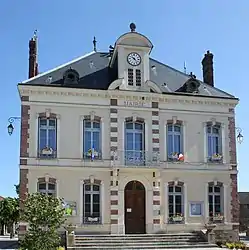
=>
[169,153,184,162]
[211,154,222,161]
[87,150,99,157]
[41,147,53,155]
[172,216,184,222]
[213,216,224,221]
[87,217,99,222]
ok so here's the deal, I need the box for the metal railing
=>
[113,150,160,167]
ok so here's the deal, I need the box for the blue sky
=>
[0,1,248,197]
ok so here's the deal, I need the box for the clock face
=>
[127,52,141,66]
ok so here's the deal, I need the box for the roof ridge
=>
[21,51,97,84]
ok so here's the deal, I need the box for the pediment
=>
[116,32,153,49]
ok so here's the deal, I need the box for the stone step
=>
[75,236,203,241]
[75,240,204,244]
[75,241,210,246]
[75,233,198,237]
[72,232,216,249]
[69,243,218,249]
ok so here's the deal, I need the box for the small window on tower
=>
[128,68,133,86]
[136,69,141,86]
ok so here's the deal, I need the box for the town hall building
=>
[18,23,240,238]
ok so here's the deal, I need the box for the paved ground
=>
[0,235,18,249]
[240,232,249,246]
[0,234,248,250]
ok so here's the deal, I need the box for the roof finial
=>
[130,23,136,32]
[183,61,187,74]
[32,29,38,40]
[93,36,97,52]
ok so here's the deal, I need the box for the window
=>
[128,68,134,86]
[207,124,222,162]
[168,184,184,223]
[208,184,223,222]
[167,123,183,161]
[83,120,101,160]
[38,182,56,196]
[63,69,79,85]
[38,118,57,158]
[135,69,141,86]
[125,121,145,165]
[83,184,101,224]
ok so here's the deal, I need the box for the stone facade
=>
[18,25,240,236]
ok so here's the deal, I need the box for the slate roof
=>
[239,192,249,205]
[20,51,236,99]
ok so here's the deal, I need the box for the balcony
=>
[113,150,160,167]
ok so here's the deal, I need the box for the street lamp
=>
[236,127,243,144]
[7,117,21,135]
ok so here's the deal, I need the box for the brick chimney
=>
[28,31,39,78]
[201,50,214,87]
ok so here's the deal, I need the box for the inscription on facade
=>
[123,101,147,107]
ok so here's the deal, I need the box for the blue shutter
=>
[135,132,143,151]
[48,129,56,150]
[92,131,100,152]
[208,134,212,157]
[174,134,181,153]
[39,129,47,150]
[84,130,91,154]
[167,133,173,157]
[125,132,133,151]
[213,136,218,154]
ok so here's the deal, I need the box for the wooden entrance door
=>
[125,180,145,234]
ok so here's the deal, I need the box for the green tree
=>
[0,197,19,238]
[14,184,19,196]
[20,193,66,250]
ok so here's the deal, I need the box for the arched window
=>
[124,120,145,165]
[83,182,101,224]
[83,120,101,160]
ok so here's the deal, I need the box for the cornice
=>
[18,85,238,108]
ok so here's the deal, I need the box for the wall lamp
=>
[236,127,243,144]
[7,117,21,135]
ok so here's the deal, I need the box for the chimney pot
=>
[28,32,39,79]
[202,50,214,87]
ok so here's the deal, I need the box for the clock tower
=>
[109,23,156,92]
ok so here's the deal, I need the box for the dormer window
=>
[128,68,133,86]
[63,69,79,85]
